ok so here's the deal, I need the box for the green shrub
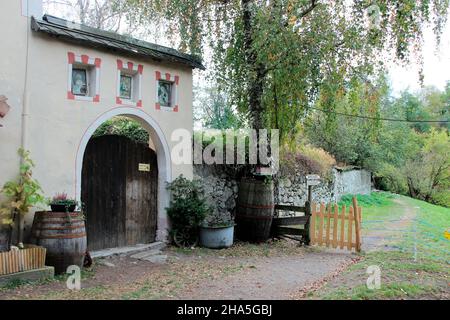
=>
[166,176,210,233]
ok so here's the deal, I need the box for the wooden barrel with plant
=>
[32,211,87,274]
[236,177,274,242]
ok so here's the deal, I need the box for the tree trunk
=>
[242,0,267,166]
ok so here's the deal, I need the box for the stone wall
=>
[194,165,372,215]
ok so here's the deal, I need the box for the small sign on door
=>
[138,163,150,172]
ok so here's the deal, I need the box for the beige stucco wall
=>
[0,0,195,242]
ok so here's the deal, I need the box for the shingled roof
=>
[31,15,205,70]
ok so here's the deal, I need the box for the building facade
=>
[0,0,203,246]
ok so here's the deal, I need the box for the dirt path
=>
[361,198,417,252]
[178,249,353,300]
[0,241,355,300]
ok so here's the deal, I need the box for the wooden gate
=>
[81,135,158,251]
[310,198,362,252]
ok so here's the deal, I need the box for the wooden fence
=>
[310,198,362,252]
[271,202,311,244]
[0,246,47,276]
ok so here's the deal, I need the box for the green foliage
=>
[0,149,46,226]
[166,175,210,232]
[120,0,449,143]
[194,86,245,129]
[93,117,149,144]
[404,128,450,206]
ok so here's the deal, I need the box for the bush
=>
[166,176,210,233]
[280,144,336,178]
[93,117,149,144]
[430,190,450,208]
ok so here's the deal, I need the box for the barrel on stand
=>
[31,211,87,274]
[236,178,274,242]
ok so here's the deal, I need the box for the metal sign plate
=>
[138,163,150,172]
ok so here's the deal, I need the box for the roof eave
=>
[31,16,205,71]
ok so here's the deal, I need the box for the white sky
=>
[388,17,450,96]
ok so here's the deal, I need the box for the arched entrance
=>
[75,107,172,246]
[82,135,158,250]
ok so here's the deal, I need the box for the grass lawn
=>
[309,192,450,300]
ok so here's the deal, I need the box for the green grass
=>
[316,250,449,300]
[312,194,450,300]
[323,282,435,300]
[398,196,450,262]
[339,192,395,208]
[0,265,96,291]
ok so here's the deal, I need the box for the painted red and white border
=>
[67,52,101,102]
[116,60,143,108]
[155,71,179,112]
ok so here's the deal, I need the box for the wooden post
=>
[352,197,361,252]
[325,203,331,247]
[308,185,313,204]
[310,202,316,244]
[318,203,325,246]
[332,204,338,248]
[347,206,353,250]
[304,201,311,245]
[340,204,345,249]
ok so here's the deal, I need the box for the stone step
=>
[130,249,162,260]
[91,242,166,259]
[141,254,167,264]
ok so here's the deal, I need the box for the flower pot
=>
[199,224,235,249]
[50,204,76,212]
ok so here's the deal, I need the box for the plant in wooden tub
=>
[31,195,86,274]
[166,175,209,248]
[0,148,46,251]
[48,193,78,213]
[200,209,235,249]
[0,149,49,277]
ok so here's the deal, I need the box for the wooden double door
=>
[81,135,158,251]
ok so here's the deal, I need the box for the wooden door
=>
[81,135,158,251]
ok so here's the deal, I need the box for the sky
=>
[43,2,450,97]
[388,17,450,96]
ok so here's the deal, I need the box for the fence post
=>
[310,202,316,245]
[352,197,361,252]
[304,201,311,245]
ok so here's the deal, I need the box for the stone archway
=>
[75,107,172,242]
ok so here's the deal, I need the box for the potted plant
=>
[200,210,235,249]
[0,148,46,250]
[166,175,209,248]
[49,193,78,212]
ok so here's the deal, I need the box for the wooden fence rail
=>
[310,198,362,252]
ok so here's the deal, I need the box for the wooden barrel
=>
[236,178,274,242]
[32,211,87,274]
